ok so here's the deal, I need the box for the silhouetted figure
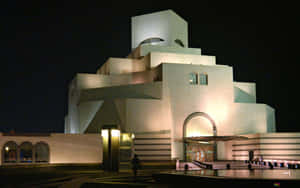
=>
[184,164,189,170]
[248,150,254,163]
[248,164,252,170]
[131,154,140,180]
[226,163,231,169]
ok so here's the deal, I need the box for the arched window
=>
[139,37,165,46]
[189,73,198,85]
[174,39,185,47]
[20,142,33,163]
[35,142,49,163]
[199,73,208,85]
[3,141,18,163]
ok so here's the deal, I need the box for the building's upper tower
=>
[131,10,188,49]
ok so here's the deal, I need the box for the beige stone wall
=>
[0,133,102,165]
[228,133,300,161]
[150,52,215,68]
[96,57,150,75]
[128,45,201,59]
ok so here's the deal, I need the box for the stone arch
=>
[35,142,50,163]
[183,112,217,138]
[19,142,33,163]
[183,112,217,161]
[2,141,18,163]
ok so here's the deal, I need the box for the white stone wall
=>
[131,10,188,49]
[162,63,235,159]
[230,133,300,161]
[234,82,256,103]
[79,101,104,133]
[125,99,171,133]
[67,78,80,133]
[150,52,216,68]
[139,45,201,57]
[97,57,149,75]
[0,133,102,165]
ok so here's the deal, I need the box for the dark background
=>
[1,1,298,133]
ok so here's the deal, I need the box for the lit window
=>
[189,73,198,85]
[199,73,208,85]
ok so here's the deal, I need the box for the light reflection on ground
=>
[167,169,300,180]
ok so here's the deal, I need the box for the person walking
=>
[131,154,140,180]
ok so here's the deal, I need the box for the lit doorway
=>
[185,142,214,162]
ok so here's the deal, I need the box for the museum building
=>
[1,10,300,166]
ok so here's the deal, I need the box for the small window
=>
[199,73,208,85]
[189,73,198,85]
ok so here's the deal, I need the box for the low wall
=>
[0,133,102,165]
[230,133,300,161]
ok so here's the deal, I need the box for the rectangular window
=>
[199,73,208,85]
[189,73,198,85]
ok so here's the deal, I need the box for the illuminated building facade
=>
[1,10,299,166]
[64,10,278,162]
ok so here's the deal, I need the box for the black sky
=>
[0,1,299,133]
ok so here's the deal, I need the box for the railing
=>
[192,160,213,169]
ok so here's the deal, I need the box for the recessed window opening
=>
[199,73,208,85]
[189,73,198,85]
[140,37,165,46]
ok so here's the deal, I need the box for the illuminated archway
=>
[183,112,217,162]
[2,141,18,163]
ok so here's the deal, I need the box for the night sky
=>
[1,2,298,133]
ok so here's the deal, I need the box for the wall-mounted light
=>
[101,127,121,172]
[101,129,109,138]
[111,129,120,137]
[5,146,9,152]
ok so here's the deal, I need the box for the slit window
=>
[189,73,198,85]
[199,73,208,85]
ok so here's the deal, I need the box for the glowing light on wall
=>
[131,133,135,139]
[5,146,9,151]
[121,133,130,142]
[186,116,213,137]
[101,129,109,138]
[198,141,209,144]
[101,128,120,171]
[111,129,120,137]
[206,102,229,123]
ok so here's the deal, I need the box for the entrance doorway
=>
[183,112,217,162]
[185,142,214,162]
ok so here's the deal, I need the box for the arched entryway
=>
[35,142,49,163]
[20,142,33,163]
[2,141,18,163]
[183,112,217,162]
